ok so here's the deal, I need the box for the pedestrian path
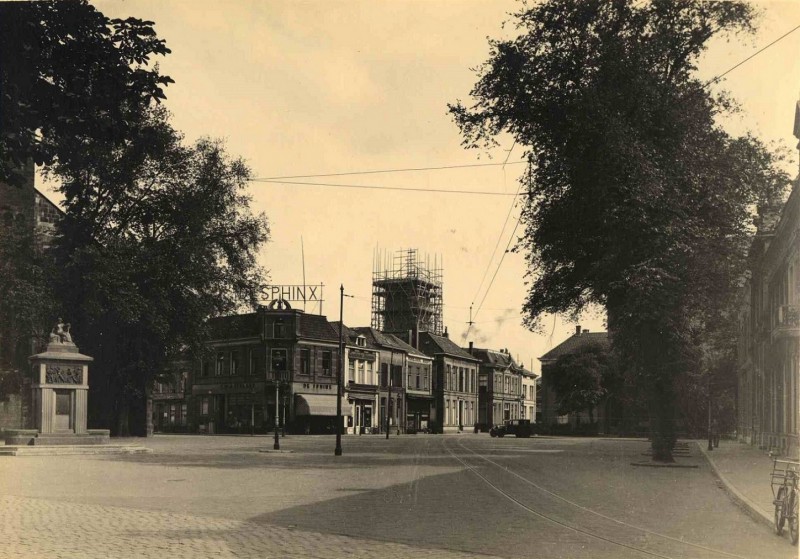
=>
[0,495,503,559]
[697,439,799,527]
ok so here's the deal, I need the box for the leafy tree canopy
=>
[450,0,790,460]
[51,106,270,435]
[0,0,173,184]
[548,343,618,421]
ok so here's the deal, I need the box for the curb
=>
[695,441,773,529]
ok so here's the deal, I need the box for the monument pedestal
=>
[28,339,93,437]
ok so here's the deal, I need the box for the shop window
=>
[200,397,210,416]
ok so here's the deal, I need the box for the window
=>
[381,363,389,387]
[200,397,210,416]
[446,365,451,390]
[366,360,374,384]
[271,348,288,378]
[273,318,286,338]
[216,352,225,376]
[358,361,365,384]
[349,360,355,382]
[459,368,464,392]
[201,360,210,378]
[248,348,257,376]
[322,351,332,375]
[230,352,239,376]
[356,335,366,347]
[299,348,310,375]
[415,370,420,389]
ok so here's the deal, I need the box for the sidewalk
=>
[697,438,798,528]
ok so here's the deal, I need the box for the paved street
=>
[0,434,794,558]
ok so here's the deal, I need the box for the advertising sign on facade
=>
[263,284,323,302]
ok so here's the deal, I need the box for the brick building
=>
[417,330,479,433]
[469,344,524,429]
[737,168,799,456]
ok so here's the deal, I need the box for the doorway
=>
[54,390,72,432]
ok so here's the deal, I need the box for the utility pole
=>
[386,351,393,440]
[335,284,344,456]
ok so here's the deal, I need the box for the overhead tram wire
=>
[470,142,522,314]
[248,179,522,196]
[705,21,800,86]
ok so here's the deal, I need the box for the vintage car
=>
[489,419,532,438]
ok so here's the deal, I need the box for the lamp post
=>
[274,378,280,450]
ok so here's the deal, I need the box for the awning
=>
[295,394,352,416]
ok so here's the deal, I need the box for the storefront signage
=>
[192,382,261,394]
[348,349,376,362]
[263,284,323,302]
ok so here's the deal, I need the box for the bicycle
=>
[770,458,799,545]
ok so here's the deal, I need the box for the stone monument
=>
[3,319,109,445]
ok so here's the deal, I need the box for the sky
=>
[55,0,800,373]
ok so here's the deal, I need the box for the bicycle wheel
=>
[775,486,786,535]
[789,489,799,545]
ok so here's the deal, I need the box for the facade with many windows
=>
[737,174,799,455]
[190,305,344,435]
[469,345,524,429]
[417,331,479,433]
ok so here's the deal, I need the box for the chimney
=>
[443,326,449,339]
[468,341,474,354]
[575,325,581,335]
[582,329,589,334]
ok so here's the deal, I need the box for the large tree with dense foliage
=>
[49,107,270,435]
[450,0,788,460]
[0,0,172,185]
[0,1,270,435]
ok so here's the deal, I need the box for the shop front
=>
[191,381,265,434]
[294,392,351,434]
[346,384,378,434]
[406,394,433,433]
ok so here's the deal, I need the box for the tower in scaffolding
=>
[371,248,443,336]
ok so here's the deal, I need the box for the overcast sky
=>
[73,0,800,373]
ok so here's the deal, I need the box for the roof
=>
[468,347,518,369]
[208,313,260,339]
[330,322,379,349]
[352,327,430,359]
[538,332,609,362]
[297,313,338,341]
[418,332,478,362]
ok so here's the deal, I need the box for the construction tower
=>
[371,248,443,335]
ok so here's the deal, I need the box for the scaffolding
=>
[371,248,443,336]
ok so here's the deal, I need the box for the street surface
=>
[0,434,793,558]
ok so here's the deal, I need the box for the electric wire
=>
[249,178,522,196]
[705,22,800,86]
[252,161,526,181]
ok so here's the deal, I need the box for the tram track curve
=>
[443,437,748,559]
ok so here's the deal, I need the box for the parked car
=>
[490,419,532,438]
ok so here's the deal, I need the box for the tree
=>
[0,0,172,185]
[548,343,617,425]
[49,107,270,435]
[450,0,789,461]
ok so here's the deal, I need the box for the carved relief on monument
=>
[45,364,82,384]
